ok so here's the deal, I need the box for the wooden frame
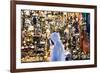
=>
[10,0,97,72]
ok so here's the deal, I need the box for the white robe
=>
[50,32,65,61]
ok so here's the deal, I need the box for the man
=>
[50,28,65,61]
